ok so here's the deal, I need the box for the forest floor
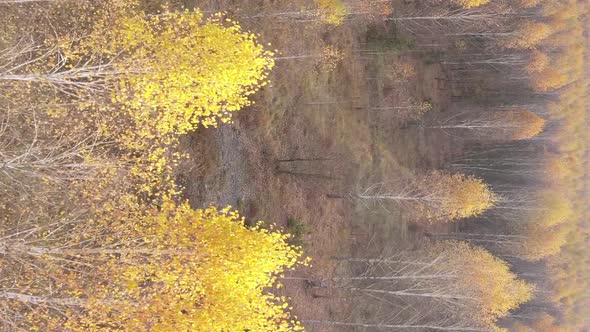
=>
[174,0,458,330]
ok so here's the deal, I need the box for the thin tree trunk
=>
[350,288,472,300]
[303,320,485,331]
[0,292,83,306]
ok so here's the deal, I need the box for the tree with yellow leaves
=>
[525,191,573,227]
[453,0,490,8]
[313,0,348,24]
[425,109,545,140]
[532,68,568,92]
[350,171,497,222]
[1,201,305,331]
[1,5,273,144]
[511,313,567,332]
[321,241,533,330]
[516,0,545,8]
[29,5,276,196]
[526,50,550,73]
[349,0,393,21]
[69,8,274,138]
[543,153,572,181]
[448,21,552,50]
[503,21,553,49]
[496,224,571,261]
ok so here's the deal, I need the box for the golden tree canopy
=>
[56,201,306,331]
[423,171,498,221]
[516,224,570,261]
[526,51,550,74]
[74,9,274,139]
[532,68,568,92]
[531,191,573,227]
[495,109,545,140]
[544,153,571,180]
[435,241,535,326]
[505,21,553,49]
[453,0,490,8]
[313,0,348,24]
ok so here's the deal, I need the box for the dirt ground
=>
[174,1,458,330]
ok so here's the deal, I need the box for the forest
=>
[0,0,588,331]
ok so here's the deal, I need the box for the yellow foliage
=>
[543,153,571,180]
[50,6,275,197]
[77,9,274,137]
[354,0,394,19]
[502,109,546,139]
[422,171,498,221]
[453,0,490,8]
[318,44,344,72]
[530,191,573,227]
[526,51,550,73]
[435,241,534,326]
[517,0,543,8]
[516,224,570,261]
[64,201,305,331]
[385,60,417,82]
[532,68,568,92]
[313,0,348,24]
[505,21,553,49]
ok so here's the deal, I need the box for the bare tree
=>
[0,38,124,97]
[0,111,115,201]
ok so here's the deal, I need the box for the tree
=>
[526,51,550,73]
[503,224,570,261]
[323,241,533,330]
[453,0,490,8]
[364,100,433,121]
[532,68,568,92]
[0,111,109,196]
[511,313,566,332]
[67,9,275,138]
[7,6,277,196]
[526,191,573,227]
[516,0,545,8]
[530,313,565,331]
[1,8,274,142]
[503,21,553,49]
[543,153,572,181]
[313,0,348,24]
[1,200,305,331]
[351,171,497,222]
[350,0,393,21]
[425,109,545,140]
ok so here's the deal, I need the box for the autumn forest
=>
[0,0,588,331]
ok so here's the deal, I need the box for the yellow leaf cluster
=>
[501,109,546,139]
[528,191,573,227]
[452,0,490,8]
[526,51,550,74]
[59,201,305,331]
[435,241,535,326]
[504,22,553,49]
[423,171,498,221]
[76,9,274,138]
[50,5,275,197]
[313,0,348,25]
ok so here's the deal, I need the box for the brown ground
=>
[174,0,458,330]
